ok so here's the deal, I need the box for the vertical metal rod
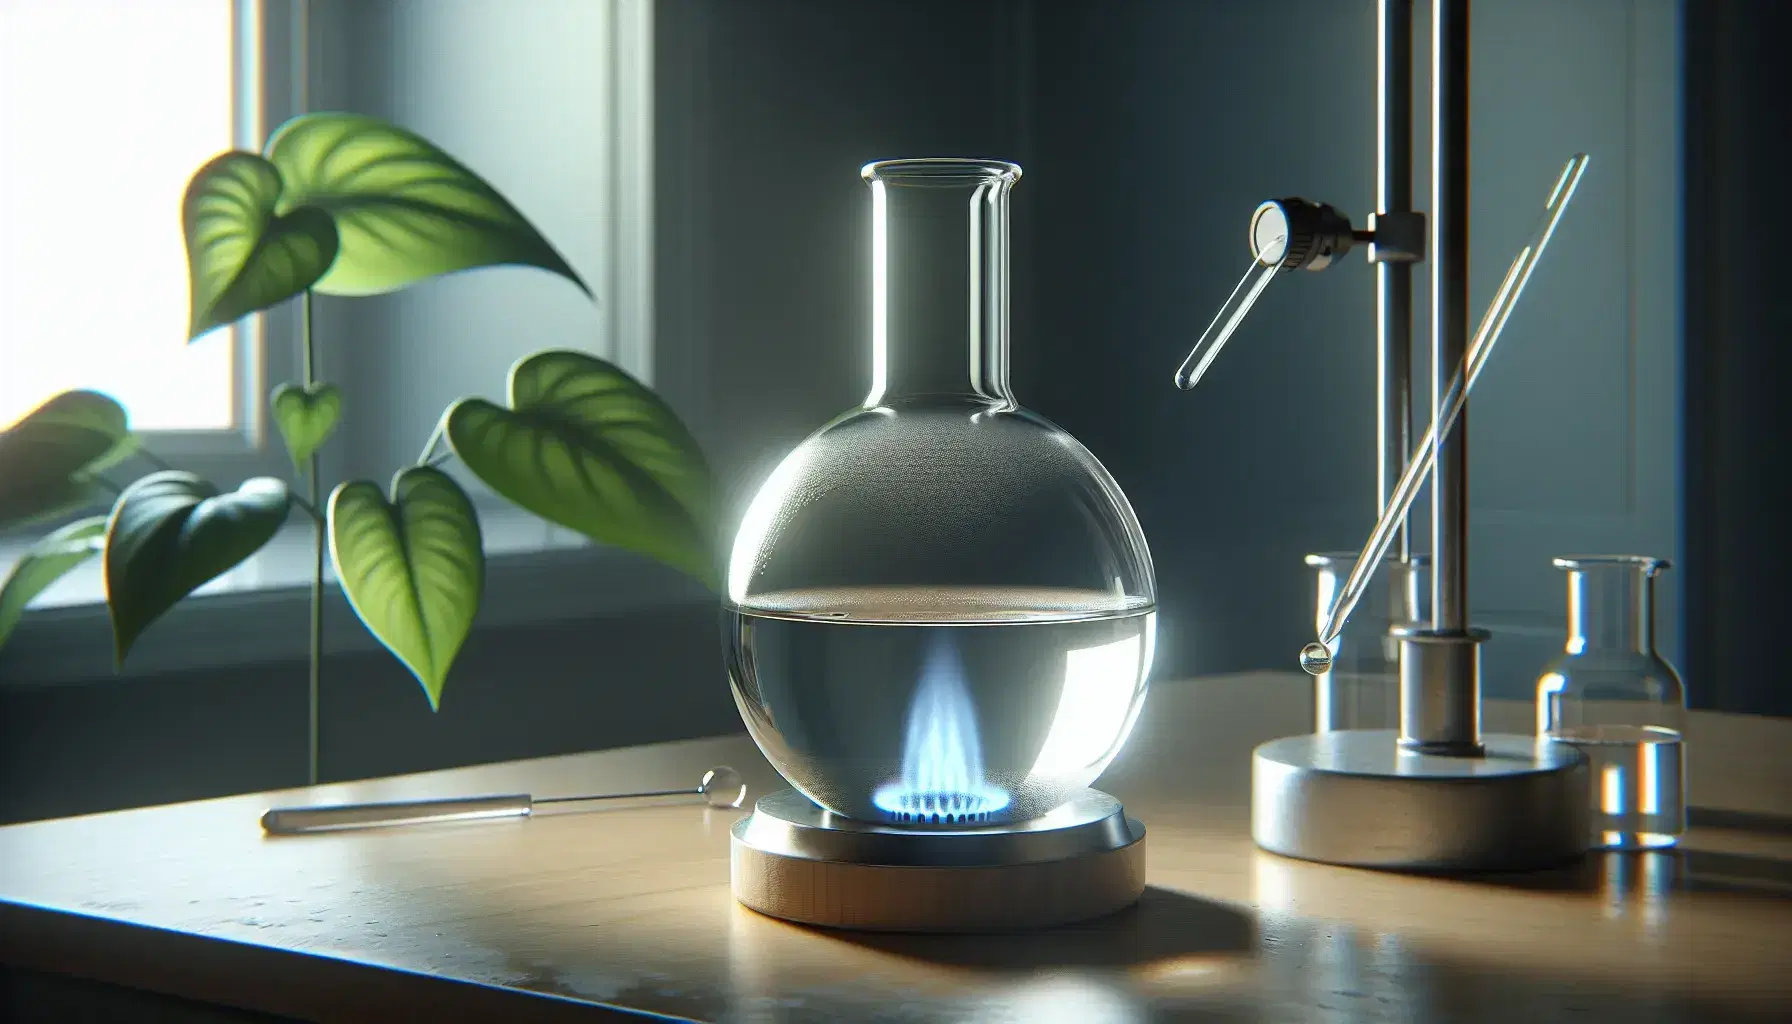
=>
[1377,0,1414,562]
[1398,0,1482,755]
[1430,0,1470,634]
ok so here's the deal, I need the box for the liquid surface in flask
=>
[728,585,1154,825]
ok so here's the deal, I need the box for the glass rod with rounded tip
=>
[1301,153,1589,673]
[1174,253,1286,390]
[258,765,748,834]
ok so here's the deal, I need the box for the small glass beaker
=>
[1306,552,1428,732]
[1537,555,1686,851]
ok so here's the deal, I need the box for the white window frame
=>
[612,0,659,396]
[55,0,667,492]
[119,0,302,486]
[308,0,664,508]
[0,0,296,483]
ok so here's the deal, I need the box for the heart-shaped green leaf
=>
[444,350,716,587]
[266,112,587,298]
[0,515,108,652]
[105,471,291,662]
[0,390,138,533]
[270,382,343,469]
[183,151,340,341]
[329,466,483,709]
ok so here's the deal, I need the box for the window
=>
[0,0,248,432]
[0,0,671,688]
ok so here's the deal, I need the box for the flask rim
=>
[1552,554,1671,574]
[861,157,1022,186]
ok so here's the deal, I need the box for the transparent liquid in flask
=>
[729,586,1154,824]
[1550,724,1684,850]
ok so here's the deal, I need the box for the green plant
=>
[0,113,714,782]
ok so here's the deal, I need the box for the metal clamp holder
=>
[1366,211,1426,263]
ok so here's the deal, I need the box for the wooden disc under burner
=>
[729,789,1147,933]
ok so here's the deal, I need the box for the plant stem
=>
[303,290,323,787]
[416,418,446,467]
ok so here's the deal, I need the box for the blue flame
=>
[872,631,1011,824]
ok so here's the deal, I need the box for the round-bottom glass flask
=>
[724,159,1157,826]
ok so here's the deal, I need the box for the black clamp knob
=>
[1250,198,1358,271]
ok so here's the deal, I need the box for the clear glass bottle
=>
[1536,555,1686,850]
[1307,552,1427,732]
[724,159,1157,826]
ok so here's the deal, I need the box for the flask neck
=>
[1566,565,1657,656]
[865,165,1015,407]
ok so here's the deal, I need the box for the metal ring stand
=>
[1247,0,1588,871]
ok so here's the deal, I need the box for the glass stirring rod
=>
[1299,153,1590,674]
[259,765,748,835]
[1174,235,1289,389]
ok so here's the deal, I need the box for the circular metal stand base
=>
[730,788,1146,932]
[1253,730,1588,871]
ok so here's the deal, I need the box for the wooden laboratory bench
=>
[2,672,1789,1022]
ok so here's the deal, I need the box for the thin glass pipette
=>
[1300,153,1590,673]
